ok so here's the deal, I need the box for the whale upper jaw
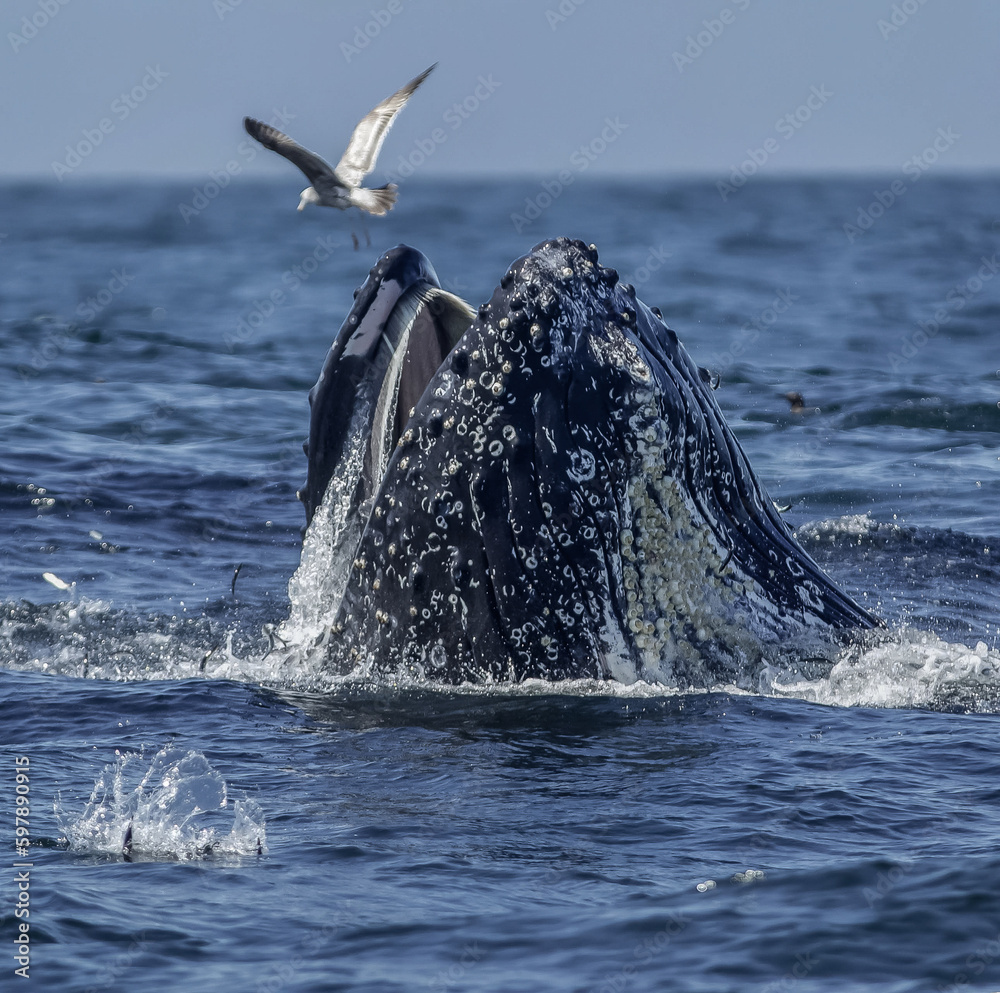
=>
[302,238,878,686]
[301,245,474,528]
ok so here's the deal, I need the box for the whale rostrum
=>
[296,238,879,686]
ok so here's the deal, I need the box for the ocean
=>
[2,175,999,991]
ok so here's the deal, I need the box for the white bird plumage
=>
[244,63,436,236]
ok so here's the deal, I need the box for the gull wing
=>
[334,64,436,189]
[243,118,335,185]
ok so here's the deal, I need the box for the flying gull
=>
[244,64,436,240]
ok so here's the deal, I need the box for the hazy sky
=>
[2,0,998,181]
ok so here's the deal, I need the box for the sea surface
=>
[2,175,1000,992]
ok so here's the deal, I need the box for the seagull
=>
[244,64,436,246]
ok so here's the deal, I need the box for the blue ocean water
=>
[2,175,1000,991]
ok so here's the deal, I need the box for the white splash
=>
[271,427,370,677]
[57,746,266,859]
[767,629,1000,710]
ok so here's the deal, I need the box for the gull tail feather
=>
[350,183,398,216]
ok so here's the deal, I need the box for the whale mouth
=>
[300,247,474,527]
[298,238,878,686]
[372,283,475,466]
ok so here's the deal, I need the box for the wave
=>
[2,600,998,715]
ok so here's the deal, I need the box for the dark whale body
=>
[299,238,877,685]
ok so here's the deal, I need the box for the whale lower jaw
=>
[291,238,878,687]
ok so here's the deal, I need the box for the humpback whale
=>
[297,238,878,686]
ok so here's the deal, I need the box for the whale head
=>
[297,238,878,686]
